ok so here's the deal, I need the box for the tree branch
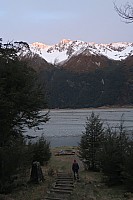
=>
[114,1,133,23]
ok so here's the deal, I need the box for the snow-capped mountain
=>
[30,39,133,65]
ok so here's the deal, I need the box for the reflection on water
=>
[24,108,133,147]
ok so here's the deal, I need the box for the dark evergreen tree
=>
[0,40,49,192]
[100,119,128,185]
[78,112,104,171]
[123,140,133,191]
[31,135,51,166]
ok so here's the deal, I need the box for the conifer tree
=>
[100,119,128,185]
[31,135,51,166]
[79,112,104,171]
[0,39,49,192]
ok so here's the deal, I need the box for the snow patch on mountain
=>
[30,40,133,65]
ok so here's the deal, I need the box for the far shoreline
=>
[43,105,133,111]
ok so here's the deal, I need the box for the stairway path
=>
[44,172,74,200]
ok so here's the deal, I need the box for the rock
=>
[30,161,45,183]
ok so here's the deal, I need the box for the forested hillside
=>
[38,58,133,108]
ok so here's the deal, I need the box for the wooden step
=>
[56,179,73,182]
[56,178,73,181]
[56,180,73,183]
[55,183,74,187]
[50,189,72,194]
[57,177,72,179]
[56,177,73,179]
[57,173,72,176]
[44,171,75,200]
[45,198,62,200]
[53,186,73,190]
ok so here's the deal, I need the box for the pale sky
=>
[0,0,132,45]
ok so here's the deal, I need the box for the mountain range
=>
[30,39,133,65]
[26,39,133,108]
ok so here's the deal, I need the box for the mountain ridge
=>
[23,40,133,108]
[30,39,133,65]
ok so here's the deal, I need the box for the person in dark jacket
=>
[72,159,79,179]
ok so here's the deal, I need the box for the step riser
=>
[57,174,72,176]
[53,187,73,190]
[56,181,73,183]
[56,177,73,179]
[55,184,74,187]
[55,180,73,183]
[50,192,72,195]
[45,198,62,200]
[50,190,72,194]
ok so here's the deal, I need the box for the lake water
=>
[24,108,133,147]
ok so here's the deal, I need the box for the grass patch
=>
[1,146,130,200]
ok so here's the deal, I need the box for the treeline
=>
[39,61,133,108]
[0,39,51,193]
[79,112,133,190]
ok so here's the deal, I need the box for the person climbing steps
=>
[72,159,79,180]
